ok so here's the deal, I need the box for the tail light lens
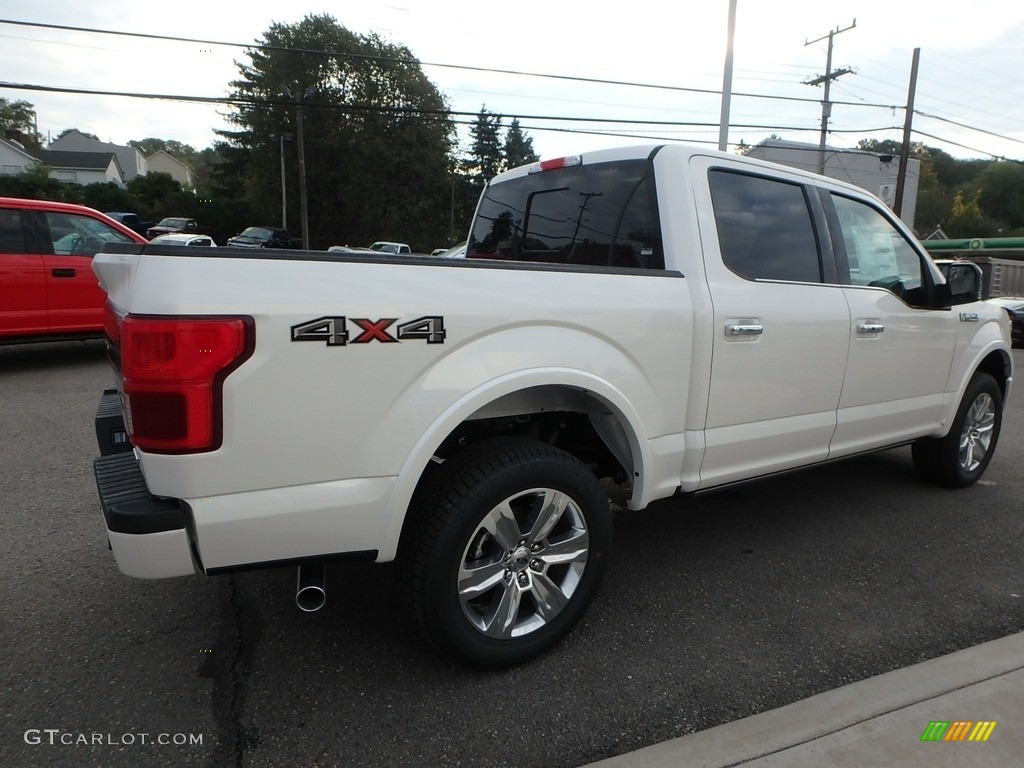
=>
[119,315,255,454]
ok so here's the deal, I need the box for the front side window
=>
[45,212,134,257]
[830,193,926,304]
[709,169,822,283]
[468,158,664,270]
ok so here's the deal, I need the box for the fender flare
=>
[375,368,651,561]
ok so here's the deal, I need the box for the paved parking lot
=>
[2,341,1023,768]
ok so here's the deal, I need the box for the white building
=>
[743,139,921,231]
[146,149,194,187]
[29,149,125,186]
[49,129,148,180]
[0,137,38,176]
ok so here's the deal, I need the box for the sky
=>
[2,0,1024,163]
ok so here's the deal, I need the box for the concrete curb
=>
[583,632,1024,768]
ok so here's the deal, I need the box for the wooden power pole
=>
[804,20,856,174]
[894,48,921,218]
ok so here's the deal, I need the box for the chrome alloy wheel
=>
[958,392,996,473]
[457,487,590,639]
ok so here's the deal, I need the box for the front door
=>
[825,192,957,455]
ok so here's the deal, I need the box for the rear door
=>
[691,158,850,487]
[0,206,48,338]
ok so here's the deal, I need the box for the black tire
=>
[912,372,1002,488]
[404,437,612,668]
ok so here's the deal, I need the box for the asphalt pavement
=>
[2,340,1023,768]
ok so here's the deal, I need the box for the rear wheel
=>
[405,437,612,667]
[912,372,1002,488]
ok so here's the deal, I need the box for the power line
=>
[0,79,838,132]
[915,110,1024,148]
[3,18,1021,160]
[0,17,882,109]
[911,129,1024,164]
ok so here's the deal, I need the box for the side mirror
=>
[936,261,982,306]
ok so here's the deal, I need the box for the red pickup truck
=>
[0,197,148,343]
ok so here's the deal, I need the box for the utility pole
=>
[718,0,738,152]
[282,85,316,249]
[804,20,856,175]
[893,48,921,219]
[269,132,292,231]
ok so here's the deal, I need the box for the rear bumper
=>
[94,390,197,578]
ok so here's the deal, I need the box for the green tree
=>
[55,127,99,141]
[912,157,951,235]
[502,119,538,171]
[944,191,1005,237]
[222,13,454,250]
[81,182,135,213]
[975,161,1024,232]
[0,98,42,148]
[0,164,80,202]
[127,172,195,220]
[469,106,503,183]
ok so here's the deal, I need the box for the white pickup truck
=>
[92,144,1013,667]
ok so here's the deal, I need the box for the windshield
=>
[239,227,272,238]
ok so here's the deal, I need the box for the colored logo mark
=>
[921,721,997,742]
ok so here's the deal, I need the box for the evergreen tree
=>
[469,106,503,183]
[501,119,538,171]
[221,13,454,250]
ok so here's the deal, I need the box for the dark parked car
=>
[226,226,299,249]
[987,297,1024,348]
[105,211,154,237]
[147,217,199,239]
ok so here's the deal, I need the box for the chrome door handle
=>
[857,323,885,334]
[726,324,763,336]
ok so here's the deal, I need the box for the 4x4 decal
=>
[291,316,446,346]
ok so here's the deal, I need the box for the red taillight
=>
[120,315,254,454]
[104,301,121,345]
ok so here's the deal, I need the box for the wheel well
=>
[434,387,633,483]
[976,350,1011,399]
[398,386,635,561]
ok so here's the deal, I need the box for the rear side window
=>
[467,158,664,270]
[0,208,28,254]
[709,170,822,283]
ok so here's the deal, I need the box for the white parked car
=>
[368,241,411,254]
[149,233,217,247]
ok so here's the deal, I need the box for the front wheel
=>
[405,437,612,667]
[912,372,1003,488]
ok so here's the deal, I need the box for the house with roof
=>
[145,149,194,187]
[28,148,125,186]
[0,136,39,176]
[48,129,147,180]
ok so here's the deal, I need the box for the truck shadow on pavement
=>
[0,338,106,372]
[197,446,1024,768]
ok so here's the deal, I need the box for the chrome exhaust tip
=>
[295,563,326,612]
